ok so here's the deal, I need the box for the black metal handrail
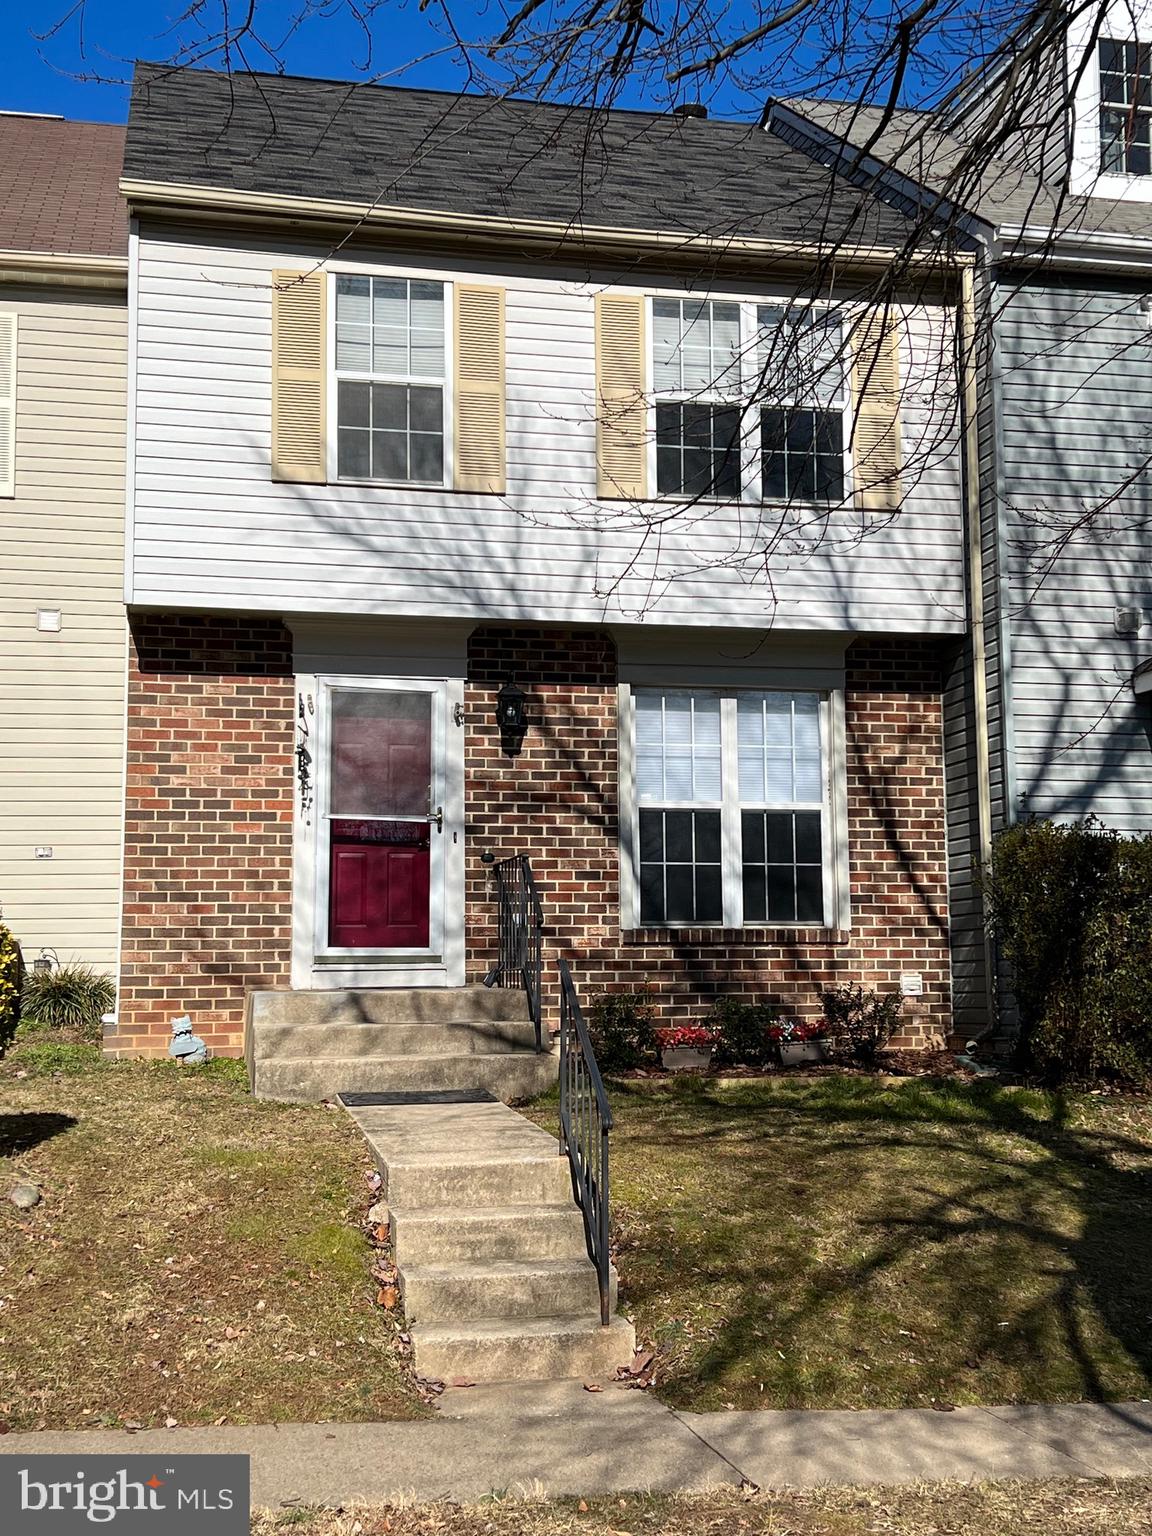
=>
[558,956,614,1327]
[487,853,545,1052]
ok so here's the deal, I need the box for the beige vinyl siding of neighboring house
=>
[0,283,127,972]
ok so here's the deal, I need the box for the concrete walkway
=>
[3,1384,1152,1505]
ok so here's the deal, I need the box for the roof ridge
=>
[130,59,761,129]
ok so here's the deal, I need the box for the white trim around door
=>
[291,671,466,989]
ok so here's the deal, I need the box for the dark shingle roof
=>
[124,63,915,250]
[0,115,127,258]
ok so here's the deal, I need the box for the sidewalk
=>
[3,1384,1151,1506]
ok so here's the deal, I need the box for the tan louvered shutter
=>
[0,313,15,498]
[595,293,648,500]
[454,285,505,494]
[271,269,326,483]
[850,307,902,512]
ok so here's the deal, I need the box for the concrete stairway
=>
[245,986,558,1103]
[342,1091,636,1383]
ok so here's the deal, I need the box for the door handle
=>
[428,806,444,834]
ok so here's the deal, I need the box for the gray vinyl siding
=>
[942,269,1006,1037]
[994,278,1152,831]
[950,41,1071,198]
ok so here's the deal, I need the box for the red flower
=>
[656,1025,718,1051]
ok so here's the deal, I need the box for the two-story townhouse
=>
[112,62,974,1087]
[0,114,128,977]
[770,0,1152,1044]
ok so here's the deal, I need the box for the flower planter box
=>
[661,1046,714,1073]
[779,1038,830,1066]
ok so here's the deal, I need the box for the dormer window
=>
[1099,39,1152,174]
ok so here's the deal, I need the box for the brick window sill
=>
[621,927,851,947]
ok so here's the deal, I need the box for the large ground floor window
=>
[626,686,839,928]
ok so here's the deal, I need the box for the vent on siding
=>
[851,307,902,513]
[595,293,648,500]
[454,285,505,494]
[272,269,327,483]
[0,312,15,498]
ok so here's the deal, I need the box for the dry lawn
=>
[0,1041,426,1431]
[252,1479,1152,1536]
[529,1075,1152,1412]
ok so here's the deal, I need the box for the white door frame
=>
[291,672,466,989]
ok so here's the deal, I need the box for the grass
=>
[530,1075,1152,1412]
[251,1480,1152,1536]
[0,1039,426,1431]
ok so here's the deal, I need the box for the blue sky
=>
[4,0,978,125]
[3,1,494,122]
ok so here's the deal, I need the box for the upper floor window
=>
[334,275,447,484]
[758,305,847,504]
[1099,39,1152,174]
[653,299,742,500]
[651,296,848,505]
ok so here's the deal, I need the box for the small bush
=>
[0,925,21,1049]
[709,997,779,1067]
[818,984,903,1066]
[20,963,114,1043]
[983,818,1152,1084]
[587,988,656,1071]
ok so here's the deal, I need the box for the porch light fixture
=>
[33,948,57,975]
[496,679,528,757]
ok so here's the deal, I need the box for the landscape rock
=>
[9,1182,42,1210]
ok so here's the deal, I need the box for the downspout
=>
[959,262,998,1043]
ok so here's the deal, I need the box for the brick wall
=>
[112,614,295,1057]
[465,626,951,1045]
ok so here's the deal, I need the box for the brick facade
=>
[465,626,951,1044]
[112,614,295,1057]
[114,616,952,1058]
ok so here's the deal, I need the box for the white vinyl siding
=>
[0,313,16,497]
[128,227,965,633]
[0,288,127,971]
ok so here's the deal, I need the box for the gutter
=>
[959,262,998,1041]
[119,174,973,274]
[0,250,127,289]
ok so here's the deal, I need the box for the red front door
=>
[326,690,435,950]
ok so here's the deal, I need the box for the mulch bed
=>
[610,1047,994,1084]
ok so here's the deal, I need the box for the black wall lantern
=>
[496,679,529,757]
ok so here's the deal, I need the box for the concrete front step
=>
[251,1017,538,1061]
[252,1050,557,1105]
[341,1092,634,1384]
[411,1314,637,1384]
[401,1256,612,1325]
[249,986,529,1027]
[390,1203,588,1265]
[381,1150,573,1209]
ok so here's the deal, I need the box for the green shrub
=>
[0,924,21,1049]
[587,987,656,1071]
[709,997,779,1068]
[983,818,1152,1084]
[818,984,903,1065]
[20,963,114,1043]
